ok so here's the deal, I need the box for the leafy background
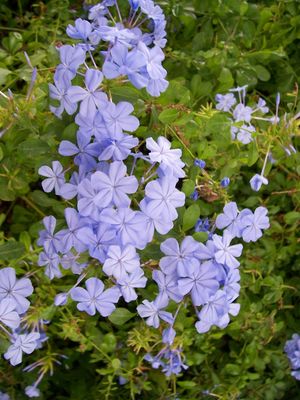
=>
[0,0,299,399]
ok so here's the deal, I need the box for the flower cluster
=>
[141,202,269,372]
[0,267,46,387]
[284,334,300,380]
[35,0,271,383]
[215,86,281,192]
[215,86,279,145]
[49,0,168,122]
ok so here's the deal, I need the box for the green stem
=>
[21,196,46,218]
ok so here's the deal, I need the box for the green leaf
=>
[182,179,195,196]
[254,65,271,81]
[284,211,300,225]
[18,138,50,157]
[182,204,200,231]
[177,381,197,389]
[110,85,141,104]
[158,109,179,124]
[0,68,12,85]
[108,308,135,326]
[193,231,208,242]
[0,241,25,261]
[247,141,259,166]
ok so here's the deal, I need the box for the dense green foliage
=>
[0,0,299,399]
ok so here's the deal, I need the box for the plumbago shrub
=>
[0,0,299,399]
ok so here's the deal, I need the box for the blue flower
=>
[139,198,173,243]
[0,298,20,330]
[38,251,61,280]
[0,267,33,314]
[38,161,65,195]
[240,206,270,242]
[249,174,268,191]
[195,290,240,333]
[49,77,76,118]
[220,177,230,188]
[137,294,173,328]
[70,277,120,316]
[146,136,185,178]
[153,270,183,303]
[103,245,140,280]
[233,103,253,123]
[194,159,206,169]
[162,326,176,345]
[145,177,185,221]
[98,133,139,161]
[59,131,101,173]
[25,385,40,398]
[159,236,200,276]
[68,69,108,117]
[117,268,147,302]
[194,218,210,233]
[102,101,140,136]
[78,224,115,263]
[178,261,219,306]
[55,45,86,85]
[256,98,269,114]
[54,292,68,306]
[89,161,138,208]
[37,216,60,254]
[284,334,300,380]
[4,332,40,366]
[212,230,243,269]
[103,43,148,88]
[215,93,236,111]
[236,124,255,144]
[66,18,93,41]
[215,202,242,238]
[100,207,148,249]
[55,208,88,253]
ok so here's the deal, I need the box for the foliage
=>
[0,0,299,399]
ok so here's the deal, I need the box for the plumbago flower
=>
[285,334,300,380]
[33,0,272,386]
[0,266,45,383]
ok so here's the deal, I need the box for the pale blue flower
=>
[250,174,268,191]
[70,277,120,316]
[67,69,108,117]
[215,202,242,238]
[55,45,86,85]
[240,206,270,242]
[145,177,185,221]
[233,103,253,123]
[4,332,40,366]
[0,298,20,329]
[90,161,138,208]
[102,101,140,136]
[137,294,173,328]
[0,267,33,314]
[117,268,147,302]
[100,207,148,249]
[25,385,40,398]
[66,18,92,41]
[178,261,219,306]
[38,161,65,195]
[159,236,200,276]
[153,270,182,303]
[146,136,185,178]
[212,231,243,269]
[103,245,140,280]
[215,93,236,111]
[38,251,61,280]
